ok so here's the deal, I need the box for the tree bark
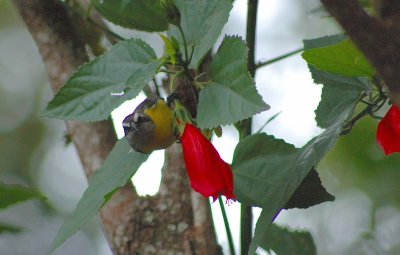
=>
[12,0,221,254]
[320,0,400,108]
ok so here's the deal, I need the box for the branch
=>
[241,0,259,254]
[246,0,258,77]
[320,0,400,107]
[11,0,137,253]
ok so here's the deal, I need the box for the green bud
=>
[159,0,181,27]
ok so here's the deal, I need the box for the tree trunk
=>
[12,0,221,254]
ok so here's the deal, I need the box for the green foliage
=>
[302,38,374,77]
[232,134,297,207]
[232,139,333,211]
[311,66,372,128]
[42,39,161,121]
[232,66,372,254]
[0,183,45,209]
[90,0,168,31]
[38,0,389,252]
[260,223,316,255]
[0,222,21,234]
[47,139,149,254]
[303,34,346,50]
[168,0,233,68]
[0,183,44,235]
[197,36,269,129]
[159,34,180,65]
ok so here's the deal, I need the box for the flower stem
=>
[178,25,189,64]
[218,196,236,255]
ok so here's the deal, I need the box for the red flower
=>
[180,123,236,202]
[377,105,400,155]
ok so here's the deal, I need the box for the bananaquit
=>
[122,97,176,154]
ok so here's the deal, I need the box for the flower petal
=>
[377,105,400,155]
[181,123,235,201]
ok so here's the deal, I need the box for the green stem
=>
[255,48,304,69]
[178,25,190,64]
[218,196,236,255]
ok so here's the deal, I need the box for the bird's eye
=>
[137,115,146,122]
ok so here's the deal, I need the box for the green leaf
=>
[0,183,45,209]
[0,222,22,234]
[302,38,374,77]
[47,139,149,255]
[284,167,335,209]
[260,223,316,255]
[311,65,372,128]
[90,0,168,32]
[232,134,298,207]
[197,36,270,129]
[159,34,179,65]
[303,34,346,50]
[231,72,371,254]
[42,39,161,121]
[169,0,233,68]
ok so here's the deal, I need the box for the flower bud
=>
[159,0,181,27]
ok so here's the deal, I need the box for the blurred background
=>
[1,0,400,254]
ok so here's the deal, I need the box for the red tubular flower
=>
[180,123,236,202]
[376,105,400,155]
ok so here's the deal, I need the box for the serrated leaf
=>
[47,139,149,255]
[91,0,168,32]
[42,39,161,121]
[310,65,372,128]
[168,0,233,68]
[260,223,316,255]
[302,39,374,77]
[232,134,298,207]
[284,167,335,209]
[197,36,269,129]
[0,222,22,234]
[0,183,45,209]
[231,72,371,254]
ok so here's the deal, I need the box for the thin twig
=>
[255,48,303,69]
[240,1,259,254]
[340,94,387,135]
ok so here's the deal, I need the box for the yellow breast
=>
[144,99,176,151]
